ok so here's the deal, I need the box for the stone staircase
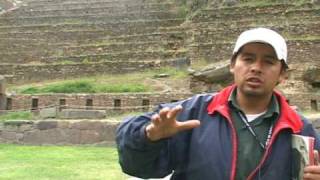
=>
[0,0,187,83]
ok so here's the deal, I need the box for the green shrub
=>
[0,111,33,121]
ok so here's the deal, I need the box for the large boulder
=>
[190,60,232,84]
[303,67,320,87]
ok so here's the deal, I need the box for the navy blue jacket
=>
[116,85,320,180]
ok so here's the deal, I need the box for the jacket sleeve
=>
[116,111,173,179]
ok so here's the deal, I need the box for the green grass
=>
[9,67,188,94]
[0,111,33,121]
[0,144,127,180]
[18,80,149,94]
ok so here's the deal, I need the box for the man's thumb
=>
[177,120,201,132]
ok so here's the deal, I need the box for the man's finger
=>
[176,120,201,132]
[151,114,161,126]
[303,172,320,180]
[159,107,170,120]
[304,165,320,174]
[167,105,183,120]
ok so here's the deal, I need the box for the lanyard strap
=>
[238,112,273,150]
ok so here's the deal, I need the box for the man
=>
[116,28,320,179]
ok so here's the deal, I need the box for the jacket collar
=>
[207,84,303,133]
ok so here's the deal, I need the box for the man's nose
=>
[250,59,263,73]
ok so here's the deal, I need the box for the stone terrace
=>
[186,2,320,111]
[0,0,319,110]
[0,0,188,83]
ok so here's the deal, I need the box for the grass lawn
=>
[0,144,128,180]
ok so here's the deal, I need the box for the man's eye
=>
[243,57,253,61]
[265,60,275,65]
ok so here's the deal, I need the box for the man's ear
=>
[278,70,289,84]
[230,66,234,74]
[230,60,235,74]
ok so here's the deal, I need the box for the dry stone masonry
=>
[0,0,320,145]
[0,120,119,145]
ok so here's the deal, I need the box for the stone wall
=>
[0,120,119,145]
[0,0,14,11]
[1,58,190,84]
[2,117,320,145]
[7,92,193,112]
[0,0,187,85]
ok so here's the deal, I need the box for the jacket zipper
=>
[246,127,288,180]
[228,118,238,180]
[217,109,238,180]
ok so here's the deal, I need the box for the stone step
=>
[107,30,186,43]
[0,29,186,45]
[0,50,188,64]
[25,0,163,7]
[0,40,184,57]
[20,2,174,12]
[5,3,176,17]
[0,58,188,85]
[0,38,74,46]
[189,39,320,65]
[0,11,180,26]
[0,27,186,46]
[190,20,320,43]
[191,3,319,21]
[0,26,186,43]
[0,18,184,33]
[43,50,188,64]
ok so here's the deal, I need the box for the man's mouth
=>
[246,77,263,86]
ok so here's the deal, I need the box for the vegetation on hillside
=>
[19,80,148,94]
[0,111,33,121]
[9,67,188,94]
[172,0,317,11]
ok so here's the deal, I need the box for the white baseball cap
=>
[233,27,288,65]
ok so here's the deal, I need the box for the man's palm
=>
[145,106,200,141]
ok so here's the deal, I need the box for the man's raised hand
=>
[145,105,201,141]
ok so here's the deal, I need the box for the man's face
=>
[230,42,286,98]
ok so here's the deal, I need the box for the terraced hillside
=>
[186,1,320,110]
[0,0,188,83]
[0,0,319,111]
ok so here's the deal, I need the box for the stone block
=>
[80,130,102,144]
[0,120,120,145]
[37,121,58,130]
[58,109,106,119]
[19,124,34,132]
[70,121,105,131]
[1,130,17,141]
[23,129,80,145]
[101,122,120,142]
[39,107,57,119]
[57,121,70,129]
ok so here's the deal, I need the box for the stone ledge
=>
[0,120,120,145]
[58,109,106,119]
